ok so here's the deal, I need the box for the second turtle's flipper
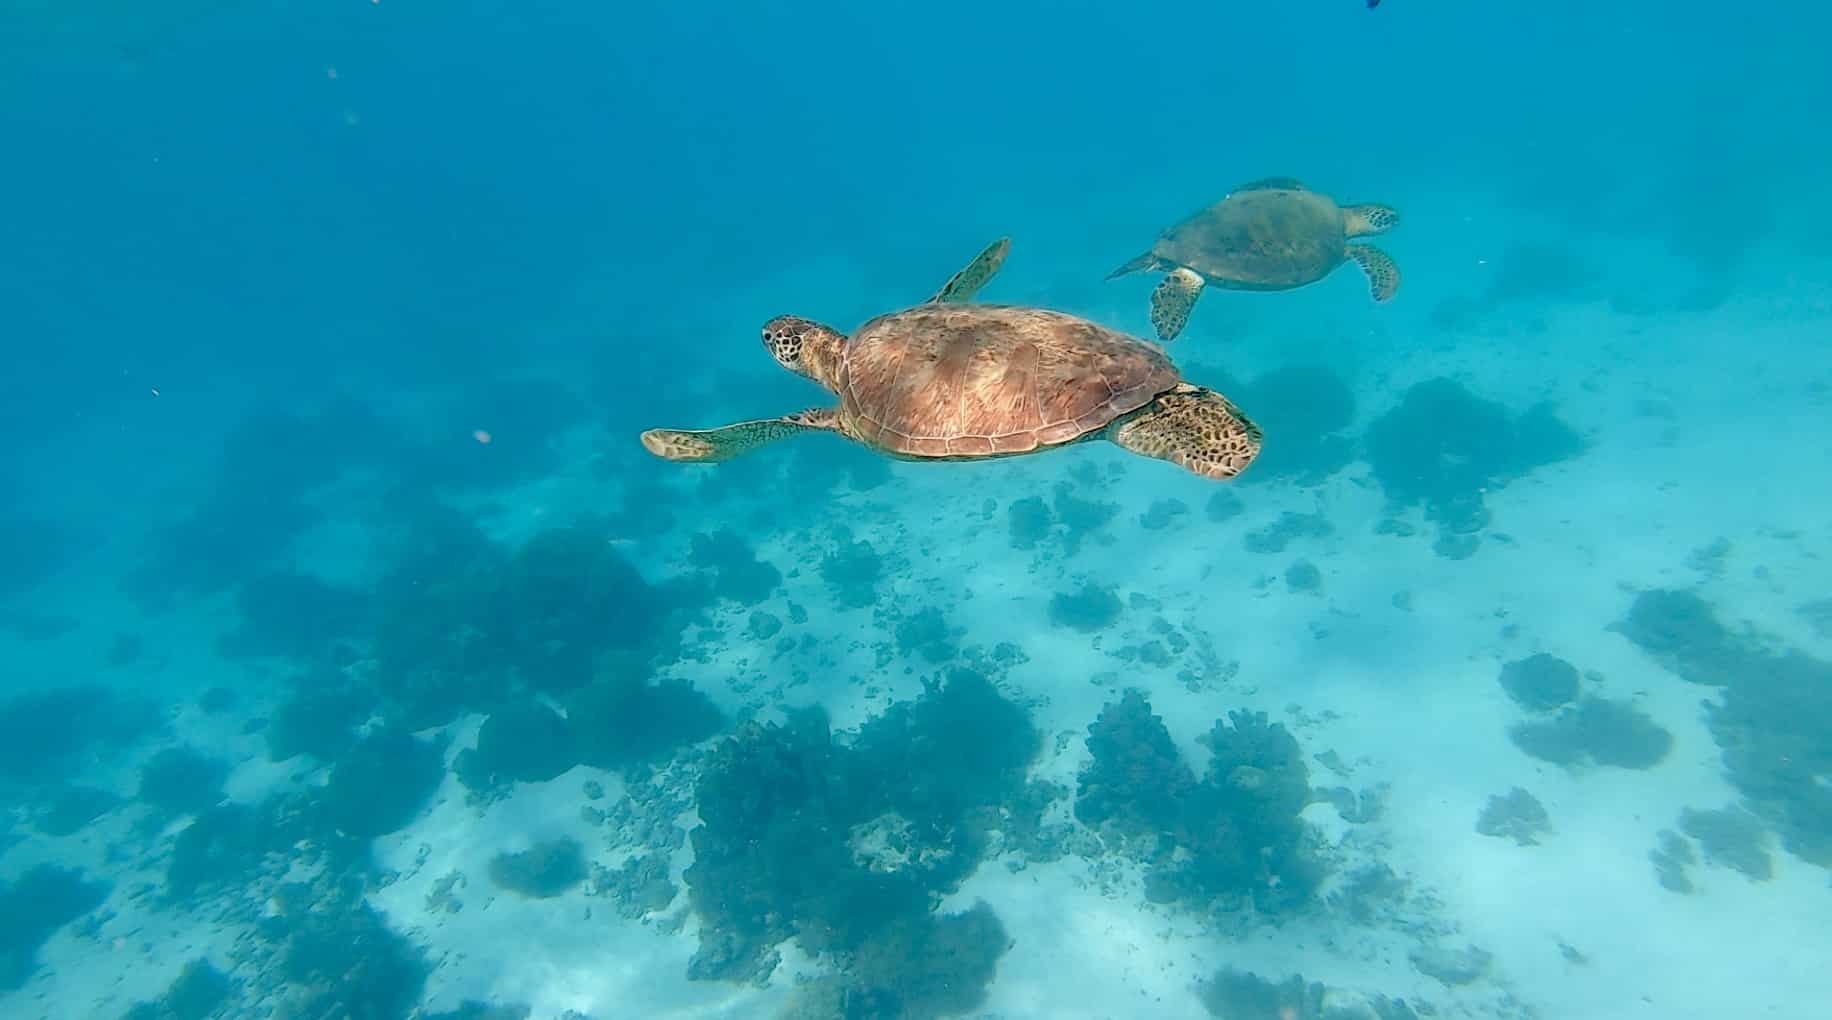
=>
[1105,251,1160,280]
[1108,383,1263,481]
[927,237,1011,304]
[1346,244,1400,302]
[1149,267,1205,341]
[640,408,842,463]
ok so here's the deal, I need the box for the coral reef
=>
[264,681,373,763]
[1476,787,1552,846]
[1049,582,1123,633]
[455,699,579,793]
[821,529,885,609]
[137,747,230,817]
[1498,653,1581,711]
[1,864,111,989]
[1617,588,1832,865]
[1232,364,1359,486]
[1507,696,1672,770]
[1198,967,1324,1019]
[119,958,234,1020]
[319,727,447,839]
[0,685,161,787]
[489,838,590,898]
[1076,690,1324,914]
[689,529,783,607]
[563,673,723,771]
[1365,378,1583,558]
[683,670,1037,998]
[1244,512,1334,555]
[1679,805,1773,881]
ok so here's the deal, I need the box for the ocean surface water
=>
[2,2,1829,1018]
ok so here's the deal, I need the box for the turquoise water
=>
[3,3,1830,1018]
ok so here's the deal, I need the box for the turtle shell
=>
[837,304,1179,458]
[1154,185,1348,289]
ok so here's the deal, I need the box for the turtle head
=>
[1343,203,1400,237]
[762,315,846,390]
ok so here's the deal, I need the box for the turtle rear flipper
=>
[927,237,1011,304]
[1149,267,1205,341]
[1107,383,1262,481]
[640,408,843,462]
[1346,244,1400,302]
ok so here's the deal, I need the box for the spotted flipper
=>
[1346,244,1400,302]
[1150,266,1205,341]
[640,408,842,463]
[1108,383,1262,481]
[1342,203,1399,237]
[927,237,1011,304]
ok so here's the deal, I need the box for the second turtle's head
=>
[763,315,845,390]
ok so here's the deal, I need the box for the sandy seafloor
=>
[4,216,1832,1020]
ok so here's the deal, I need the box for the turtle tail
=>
[1105,251,1159,281]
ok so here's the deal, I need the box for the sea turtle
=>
[639,238,1263,482]
[1107,177,1401,342]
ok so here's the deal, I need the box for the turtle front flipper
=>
[1107,383,1263,481]
[1149,267,1205,342]
[1345,244,1400,303]
[1104,251,1161,280]
[641,408,843,463]
[926,237,1011,304]
[1342,203,1399,237]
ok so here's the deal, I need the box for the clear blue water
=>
[3,2,1830,1018]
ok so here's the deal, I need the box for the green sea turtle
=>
[1107,178,1401,342]
[639,238,1263,482]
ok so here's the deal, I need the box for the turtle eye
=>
[762,327,801,364]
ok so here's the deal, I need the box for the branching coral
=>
[1077,692,1325,914]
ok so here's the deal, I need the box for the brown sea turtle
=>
[1107,177,1401,342]
[639,238,1263,481]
